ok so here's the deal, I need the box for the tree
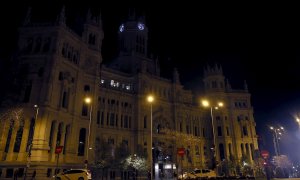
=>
[273,155,292,178]
[114,141,130,168]
[94,137,113,179]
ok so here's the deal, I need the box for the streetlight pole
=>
[201,100,223,171]
[84,97,92,169]
[24,104,38,180]
[270,126,284,156]
[147,95,154,180]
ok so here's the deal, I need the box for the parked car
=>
[178,171,197,179]
[193,168,216,178]
[53,169,92,180]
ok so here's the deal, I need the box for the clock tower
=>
[118,13,148,56]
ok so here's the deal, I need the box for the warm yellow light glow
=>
[297,118,300,122]
[218,102,224,107]
[202,100,210,107]
[147,95,154,103]
[85,97,91,104]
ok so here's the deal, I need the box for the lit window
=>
[126,85,131,90]
[110,80,114,86]
[101,79,105,84]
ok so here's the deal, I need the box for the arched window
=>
[24,38,33,53]
[241,143,244,155]
[78,128,86,156]
[63,125,70,154]
[48,121,56,151]
[61,91,68,108]
[42,37,51,52]
[34,37,42,53]
[219,143,225,160]
[56,123,63,146]
[144,116,147,129]
[5,120,14,152]
[14,120,24,152]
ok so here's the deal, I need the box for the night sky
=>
[1,1,300,162]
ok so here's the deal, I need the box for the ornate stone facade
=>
[0,8,258,179]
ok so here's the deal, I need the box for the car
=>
[53,169,92,180]
[193,169,216,178]
[178,171,197,179]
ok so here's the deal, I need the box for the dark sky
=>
[1,1,300,161]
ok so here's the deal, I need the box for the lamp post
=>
[84,97,92,169]
[147,95,154,180]
[24,104,38,180]
[296,118,300,129]
[269,126,284,156]
[201,100,224,170]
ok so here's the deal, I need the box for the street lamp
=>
[296,118,300,129]
[84,97,92,169]
[24,104,38,180]
[269,126,284,156]
[201,99,224,170]
[147,95,154,180]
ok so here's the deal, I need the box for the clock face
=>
[119,24,124,32]
[137,23,145,30]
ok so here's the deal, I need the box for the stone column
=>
[31,109,51,162]
[0,120,10,160]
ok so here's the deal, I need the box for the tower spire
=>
[23,6,32,26]
[57,6,66,25]
[86,8,92,23]
[97,11,102,27]
[244,80,248,92]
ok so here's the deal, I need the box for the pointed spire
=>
[244,80,248,91]
[86,8,92,23]
[57,6,66,25]
[23,6,32,26]
[226,79,231,90]
[97,11,102,27]
[173,68,180,84]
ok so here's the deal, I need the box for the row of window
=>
[235,101,248,108]
[205,81,224,89]
[3,118,35,155]
[100,79,132,91]
[98,97,132,109]
[96,111,132,129]
[186,142,254,162]
[22,37,51,54]
[62,42,80,65]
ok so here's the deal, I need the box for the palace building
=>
[0,7,258,179]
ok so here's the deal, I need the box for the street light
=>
[296,118,300,129]
[84,97,92,169]
[24,104,38,180]
[269,126,284,156]
[147,95,154,180]
[201,99,224,170]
